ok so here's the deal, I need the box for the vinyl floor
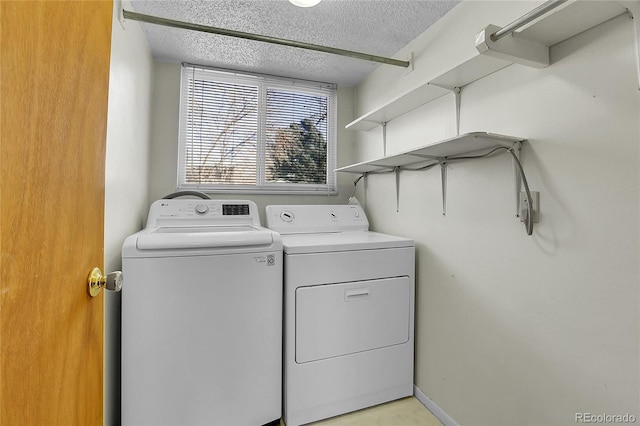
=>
[283,397,443,426]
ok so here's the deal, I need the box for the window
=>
[178,64,337,194]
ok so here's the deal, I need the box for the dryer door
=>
[295,277,411,364]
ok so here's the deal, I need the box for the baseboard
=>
[413,385,459,426]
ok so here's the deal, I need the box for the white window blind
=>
[178,65,337,194]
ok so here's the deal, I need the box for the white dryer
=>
[122,199,282,426]
[265,204,415,426]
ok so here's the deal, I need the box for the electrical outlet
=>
[519,191,539,223]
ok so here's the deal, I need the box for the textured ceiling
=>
[128,0,460,86]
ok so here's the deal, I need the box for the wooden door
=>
[1,1,113,424]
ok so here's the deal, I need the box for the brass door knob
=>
[88,267,122,297]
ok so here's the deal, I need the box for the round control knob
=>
[280,211,294,222]
[194,204,209,215]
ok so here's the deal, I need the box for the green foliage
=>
[269,118,326,184]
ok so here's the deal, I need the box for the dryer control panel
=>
[146,199,261,227]
[265,204,369,234]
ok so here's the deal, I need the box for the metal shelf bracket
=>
[454,88,461,136]
[382,122,388,156]
[622,2,640,90]
[395,167,401,212]
[440,160,448,216]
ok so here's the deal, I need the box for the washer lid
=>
[135,225,274,250]
[280,231,413,254]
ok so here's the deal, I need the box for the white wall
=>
[103,2,153,424]
[148,62,356,221]
[353,2,639,425]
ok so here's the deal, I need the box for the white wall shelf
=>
[336,132,535,235]
[343,53,512,132]
[336,132,524,174]
[345,83,450,132]
[345,1,629,133]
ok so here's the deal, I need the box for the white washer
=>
[265,204,415,426]
[122,199,282,426]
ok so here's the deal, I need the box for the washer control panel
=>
[265,205,369,234]
[146,199,260,227]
